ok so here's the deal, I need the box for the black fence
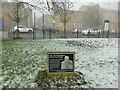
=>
[8,30,118,40]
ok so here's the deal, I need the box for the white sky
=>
[7,0,119,10]
[7,0,119,17]
[73,1,118,10]
[23,0,119,2]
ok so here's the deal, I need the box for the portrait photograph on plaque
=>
[47,52,75,76]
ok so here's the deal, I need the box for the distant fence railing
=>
[0,30,118,40]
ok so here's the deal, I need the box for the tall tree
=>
[48,0,73,38]
[6,0,73,38]
[6,2,30,38]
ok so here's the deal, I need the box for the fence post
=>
[77,29,79,38]
[49,28,51,39]
[33,13,36,39]
[42,13,45,39]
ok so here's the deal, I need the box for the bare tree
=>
[5,0,73,38]
[6,2,31,38]
[47,0,73,38]
[5,1,44,38]
[28,0,73,38]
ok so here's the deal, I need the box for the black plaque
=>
[47,52,75,74]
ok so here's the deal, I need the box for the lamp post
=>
[52,20,55,29]
[49,20,55,39]
[33,12,36,39]
[42,13,45,39]
[37,11,44,39]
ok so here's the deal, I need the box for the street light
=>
[33,12,36,39]
[52,20,55,29]
[49,20,55,39]
[42,13,45,39]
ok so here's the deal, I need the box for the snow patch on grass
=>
[1,38,118,88]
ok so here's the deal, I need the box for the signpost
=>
[103,19,110,38]
[47,52,75,77]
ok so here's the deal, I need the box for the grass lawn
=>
[1,39,118,89]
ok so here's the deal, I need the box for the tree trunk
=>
[64,5,67,38]
[16,22,19,38]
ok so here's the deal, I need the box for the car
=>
[111,30,117,33]
[81,29,90,35]
[43,28,59,33]
[89,29,101,35]
[12,25,33,33]
[72,29,81,33]
[51,29,59,33]
[81,28,101,35]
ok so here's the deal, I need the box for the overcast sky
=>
[36,0,119,17]
[73,0,118,10]
[7,0,119,17]
[8,0,119,10]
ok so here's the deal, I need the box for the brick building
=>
[0,1,33,32]
[37,10,74,32]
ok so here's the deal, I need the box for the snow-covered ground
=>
[1,38,118,88]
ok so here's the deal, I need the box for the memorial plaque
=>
[47,52,75,77]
